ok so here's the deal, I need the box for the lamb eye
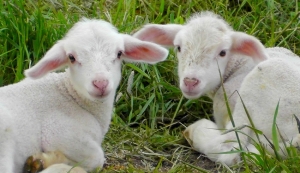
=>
[69,54,76,63]
[177,46,181,52]
[117,51,122,59]
[219,50,226,57]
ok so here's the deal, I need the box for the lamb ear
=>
[25,41,68,79]
[133,24,183,47]
[230,32,269,63]
[121,34,169,64]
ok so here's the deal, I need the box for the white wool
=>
[134,11,300,166]
[0,18,168,173]
[41,163,87,173]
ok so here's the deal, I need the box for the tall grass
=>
[0,0,299,172]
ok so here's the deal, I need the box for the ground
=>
[101,122,231,173]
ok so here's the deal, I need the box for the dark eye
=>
[69,54,76,63]
[219,50,226,57]
[117,51,122,59]
[177,46,181,52]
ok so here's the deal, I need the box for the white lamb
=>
[0,18,168,173]
[133,11,300,165]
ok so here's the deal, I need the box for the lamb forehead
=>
[68,18,118,35]
[179,12,232,53]
[64,19,122,54]
[187,11,231,28]
[66,19,120,43]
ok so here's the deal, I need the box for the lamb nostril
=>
[184,77,200,87]
[93,80,108,89]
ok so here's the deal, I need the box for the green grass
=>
[1,0,300,172]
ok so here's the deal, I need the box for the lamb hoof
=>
[23,156,44,173]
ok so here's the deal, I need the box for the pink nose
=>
[93,79,108,91]
[184,77,199,90]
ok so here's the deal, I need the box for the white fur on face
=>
[63,20,123,101]
[174,14,233,99]
[24,18,168,102]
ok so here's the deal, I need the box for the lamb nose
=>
[184,77,199,87]
[93,80,108,89]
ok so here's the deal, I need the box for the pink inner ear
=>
[139,28,173,46]
[124,46,161,62]
[234,40,258,56]
[27,58,66,78]
[233,39,267,62]
[124,46,148,60]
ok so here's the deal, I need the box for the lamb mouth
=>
[182,91,202,99]
[89,91,110,99]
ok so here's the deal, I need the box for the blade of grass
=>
[271,100,281,160]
